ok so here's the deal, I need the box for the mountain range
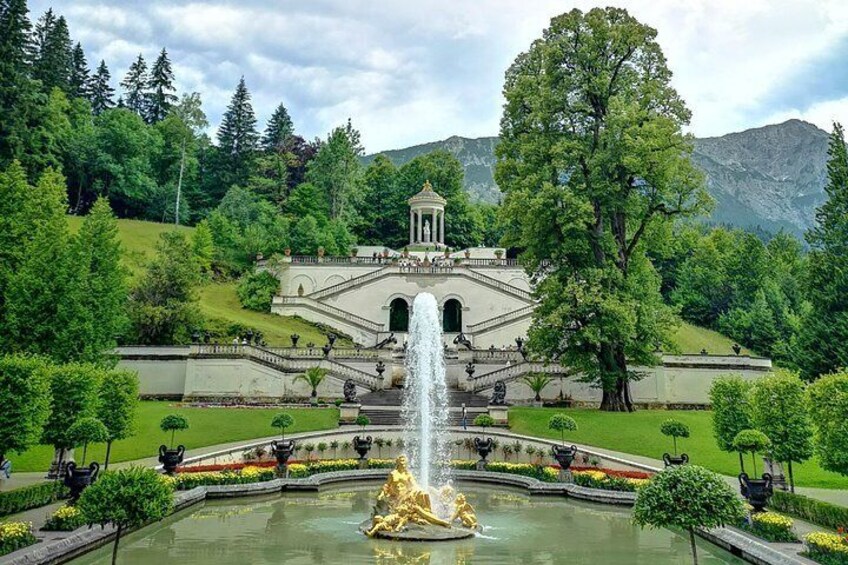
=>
[363,119,830,236]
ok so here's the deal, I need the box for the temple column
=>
[409,210,414,245]
[417,209,423,243]
[439,210,445,244]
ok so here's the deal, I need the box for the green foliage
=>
[236,270,280,312]
[634,465,746,562]
[496,7,708,412]
[271,412,294,439]
[750,370,812,488]
[0,355,52,459]
[733,429,771,454]
[294,367,327,398]
[807,371,848,476]
[68,417,108,464]
[78,466,173,529]
[355,414,370,428]
[127,231,202,344]
[98,370,139,443]
[661,419,690,439]
[215,77,260,190]
[306,119,363,223]
[770,490,848,531]
[796,123,848,379]
[191,220,214,274]
[262,103,294,151]
[473,414,495,428]
[160,414,189,433]
[42,504,87,531]
[522,373,553,402]
[42,362,103,451]
[709,375,752,453]
[548,413,577,445]
[0,481,66,517]
[173,467,275,490]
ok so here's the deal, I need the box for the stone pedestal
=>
[764,457,788,491]
[487,405,509,426]
[340,402,361,424]
[47,447,74,479]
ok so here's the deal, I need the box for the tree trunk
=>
[788,460,794,493]
[688,527,699,565]
[598,344,635,412]
[111,524,122,565]
[738,452,745,474]
[104,441,113,470]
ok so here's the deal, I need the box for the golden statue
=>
[364,455,479,538]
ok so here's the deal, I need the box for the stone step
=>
[358,388,489,407]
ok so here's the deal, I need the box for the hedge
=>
[771,490,848,531]
[0,481,67,517]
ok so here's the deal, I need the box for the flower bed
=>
[741,511,797,543]
[42,504,87,532]
[804,531,848,565]
[0,481,67,517]
[171,466,276,490]
[0,521,37,557]
[572,469,648,492]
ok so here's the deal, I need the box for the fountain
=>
[360,293,480,540]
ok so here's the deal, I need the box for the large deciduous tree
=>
[98,369,139,469]
[806,370,848,477]
[0,355,52,466]
[495,8,709,411]
[709,375,752,473]
[795,123,848,380]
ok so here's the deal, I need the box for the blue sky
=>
[28,0,848,152]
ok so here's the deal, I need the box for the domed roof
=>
[408,181,447,206]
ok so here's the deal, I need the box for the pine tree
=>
[69,42,90,99]
[121,53,148,117]
[216,76,259,188]
[796,123,848,379]
[89,60,115,114]
[262,102,294,151]
[146,47,176,123]
[30,8,55,65]
[32,12,73,93]
[0,0,33,73]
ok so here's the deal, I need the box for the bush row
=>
[170,466,276,490]
[771,490,848,531]
[0,481,67,517]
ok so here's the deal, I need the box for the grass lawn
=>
[671,322,751,355]
[509,407,848,490]
[11,402,339,473]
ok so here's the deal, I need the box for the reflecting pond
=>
[70,484,745,565]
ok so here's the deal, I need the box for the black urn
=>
[271,439,296,475]
[551,445,578,470]
[64,461,100,502]
[739,472,774,511]
[158,444,186,475]
[662,453,690,467]
[353,436,372,460]
[474,437,494,463]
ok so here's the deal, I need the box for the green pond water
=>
[70,483,745,565]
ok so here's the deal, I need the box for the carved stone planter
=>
[662,453,690,467]
[64,461,100,502]
[551,445,577,481]
[474,437,494,470]
[353,435,372,468]
[271,439,296,477]
[158,445,185,475]
[739,472,773,512]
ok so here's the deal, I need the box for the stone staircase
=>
[358,388,489,426]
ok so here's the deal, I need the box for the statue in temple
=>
[423,220,431,243]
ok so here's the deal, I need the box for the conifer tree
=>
[262,102,294,151]
[30,7,55,65]
[121,53,148,117]
[0,0,33,73]
[216,76,259,188]
[69,42,90,99]
[89,60,115,114]
[146,47,176,123]
[796,123,848,379]
[32,13,73,93]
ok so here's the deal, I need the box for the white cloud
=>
[28,0,848,150]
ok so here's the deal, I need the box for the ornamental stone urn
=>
[353,435,373,468]
[662,453,690,467]
[64,461,100,502]
[271,439,296,477]
[158,444,186,475]
[551,444,578,480]
[473,437,494,471]
[739,472,774,512]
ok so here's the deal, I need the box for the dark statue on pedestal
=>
[490,381,507,405]
[344,379,358,403]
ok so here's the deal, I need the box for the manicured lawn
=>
[199,282,352,347]
[671,322,751,355]
[509,407,848,489]
[11,402,339,473]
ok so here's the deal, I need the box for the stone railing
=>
[274,296,383,332]
[469,361,569,392]
[307,266,389,300]
[265,347,382,360]
[467,304,536,335]
[460,268,534,302]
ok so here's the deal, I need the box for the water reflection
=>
[70,485,744,565]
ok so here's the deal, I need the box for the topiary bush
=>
[548,413,577,445]
[732,429,771,476]
[160,414,189,449]
[660,419,690,456]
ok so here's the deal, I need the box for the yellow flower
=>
[573,470,607,481]
[751,512,793,529]
[805,532,848,555]
[53,505,81,520]
[0,521,33,540]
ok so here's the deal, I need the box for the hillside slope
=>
[363,119,830,236]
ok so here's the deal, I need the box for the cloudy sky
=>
[29,0,848,152]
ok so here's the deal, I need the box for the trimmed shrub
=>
[173,466,276,490]
[771,490,848,531]
[0,481,67,517]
